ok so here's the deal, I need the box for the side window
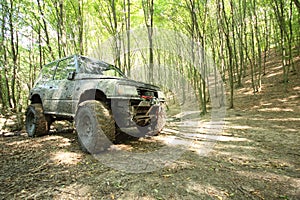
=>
[41,62,56,81]
[54,57,76,80]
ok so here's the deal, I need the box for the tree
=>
[142,0,154,83]
[218,0,234,108]
[0,0,299,115]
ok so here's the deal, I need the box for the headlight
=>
[116,85,138,96]
[158,91,165,100]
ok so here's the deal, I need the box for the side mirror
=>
[67,71,76,80]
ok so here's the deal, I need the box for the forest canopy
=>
[0,0,299,114]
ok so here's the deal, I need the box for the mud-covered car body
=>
[27,55,165,141]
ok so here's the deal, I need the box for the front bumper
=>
[111,97,163,128]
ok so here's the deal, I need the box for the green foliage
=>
[0,0,299,112]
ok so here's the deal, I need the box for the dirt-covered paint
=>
[27,54,165,139]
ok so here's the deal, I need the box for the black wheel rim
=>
[77,112,94,141]
[26,111,35,136]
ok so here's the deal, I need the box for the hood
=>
[76,73,126,80]
[76,73,160,91]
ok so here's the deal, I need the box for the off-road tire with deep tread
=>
[75,100,115,154]
[25,104,49,137]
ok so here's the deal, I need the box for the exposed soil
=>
[0,53,299,200]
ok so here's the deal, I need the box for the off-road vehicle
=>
[25,55,166,153]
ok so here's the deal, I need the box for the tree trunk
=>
[220,0,234,108]
[78,0,84,55]
[253,0,262,92]
[142,0,154,83]
[274,0,289,89]
[9,0,18,110]
[126,0,131,76]
[263,9,270,75]
[37,0,54,60]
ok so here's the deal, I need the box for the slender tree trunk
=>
[126,0,131,76]
[0,2,10,108]
[274,0,289,89]
[37,0,54,60]
[0,68,3,111]
[216,13,226,81]
[242,2,248,79]
[288,0,295,72]
[253,0,262,92]
[201,0,208,114]
[263,9,270,75]
[54,0,65,58]
[236,0,245,86]
[38,25,43,69]
[142,0,154,83]
[220,0,234,108]
[230,0,239,86]
[111,0,121,68]
[78,0,84,54]
[249,13,257,93]
[0,1,6,110]
[9,0,18,110]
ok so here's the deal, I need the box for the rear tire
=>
[25,104,49,137]
[75,100,115,154]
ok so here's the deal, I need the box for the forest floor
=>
[0,52,300,200]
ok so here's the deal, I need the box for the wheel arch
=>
[78,89,109,105]
[30,94,42,104]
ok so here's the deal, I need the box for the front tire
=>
[25,104,49,137]
[75,100,115,154]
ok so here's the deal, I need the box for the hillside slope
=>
[0,52,299,199]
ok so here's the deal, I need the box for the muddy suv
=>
[25,55,166,153]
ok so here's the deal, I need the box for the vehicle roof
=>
[44,54,112,67]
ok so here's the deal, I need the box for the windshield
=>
[34,62,57,86]
[78,56,125,78]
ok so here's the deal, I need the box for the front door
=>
[48,56,77,116]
